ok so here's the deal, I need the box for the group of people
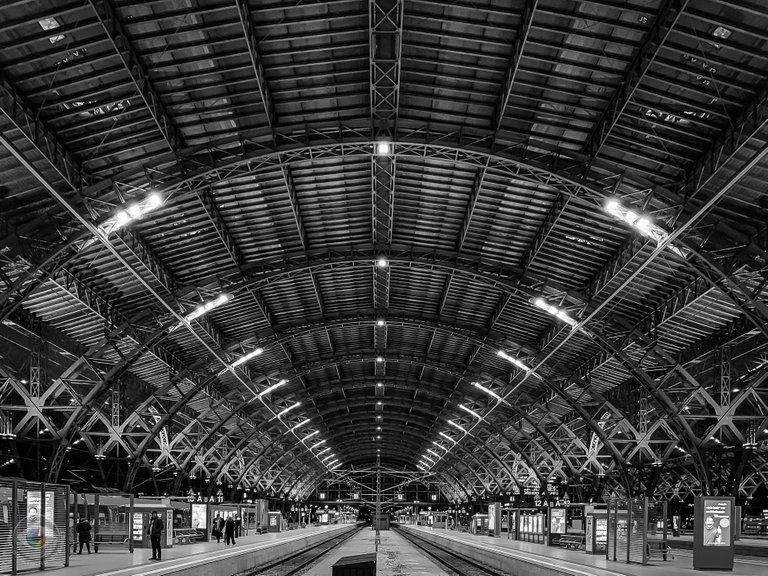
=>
[73,510,243,562]
[73,511,165,560]
[211,514,238,545]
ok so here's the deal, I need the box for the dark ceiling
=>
[0,0,766,503]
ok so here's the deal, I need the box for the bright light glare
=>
[497,350,530,372]
[258,379,287,398]
[427,448,442,458]
[231,347,263,368]
[377,319,385,327]
[276,401,301,418]
[184,293,232,323]
[290,418,311,432]
[473,381,502,401]
[439,432,457,444]
[101,192,166,236]
[376,141,392,155]
[432,441,449,451]
[302,430,320,441]
[448,420,466,433]
[377,258,388,268]
[459,404,482,419]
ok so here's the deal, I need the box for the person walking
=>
[224,515,236,546]
[212,514,225,543]
[147,510,164,560]
[75,515,92,554]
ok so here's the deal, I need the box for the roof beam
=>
[582,0,690,159]
[234,0,276,130]
[370,0,403,137]
[87,0,183,151]
[493,0,539,135]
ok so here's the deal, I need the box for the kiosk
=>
[268,511,282,533]
[548,507,566,545]
[586,510,608,554]
[693,496,734,571]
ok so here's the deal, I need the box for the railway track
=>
[248,526,362,576]
[395,527,508,576]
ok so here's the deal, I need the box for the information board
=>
[693,496,734,570]
[191,503,207,532]
[132,512,143,541]
[550,508,566,534]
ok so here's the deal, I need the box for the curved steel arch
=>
[278,389,556,479]
[92,132,767,337]
[248,419,501,497]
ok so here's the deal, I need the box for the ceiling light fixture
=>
[302,430,320,442]
[439,432,457,444]
[377,257,388,268]
[290,418,311,432]
[432,441,449,452]
[258,379,287,398]
[184,293,232,323]
[497,350,530,372]
[276,402,301,418]
[473,381,502,401]
[316,446,330,456]
[100,191,165,236]
[376,319,385,327]
[459,404,482,419]
[533,297,578,328]
[427,448,442,459]
[447,420,466,433]
[604,199,685,257]
[231,347,263,368]
[376,141,392,155]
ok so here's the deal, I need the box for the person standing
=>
[224,515,236,546]
[76,515,92,554]
[212,514,224,543]
[147,511,164,560]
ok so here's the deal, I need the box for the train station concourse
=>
[0,0,767,575]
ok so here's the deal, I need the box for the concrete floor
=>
[302,528,451,576]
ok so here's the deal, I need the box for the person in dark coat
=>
[147,510,164,560]
[212,514,225,543]
[224,515,236,546]
[76,515,92,554]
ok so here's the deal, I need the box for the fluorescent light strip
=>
[497,350,530,371]
[258,379,287,398]
[302,430,320,442]
[533,298,577,327]
[448,420,466,433]
[438,432,456,444]
[290,418,311,432]
[432,441,449,452]
[276,401,301,418]
[427,449,442,459]
[311,440,327,450]
[185,293,231,322]
[100,192,164,236]
[459,404,482,419]
[231,347,263,368]
[321,453,336,462]
[422,454,435,464]
[316,447,330,456]
[473,381,502,401]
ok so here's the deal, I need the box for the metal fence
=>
[0,477,70,575]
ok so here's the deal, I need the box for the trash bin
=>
[331,553,376,576]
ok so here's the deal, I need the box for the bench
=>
[93,533,128,553]
[556,534,585,550]
[255,526,268,535]
[173,528,199,544]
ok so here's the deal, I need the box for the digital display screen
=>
[702,500,731,546]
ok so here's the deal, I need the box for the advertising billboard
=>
[702,500,731,546]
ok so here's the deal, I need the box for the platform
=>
[305,527,451,576]
[400,525,768,576]
[27,524,355,576]
[669,533,768,557]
